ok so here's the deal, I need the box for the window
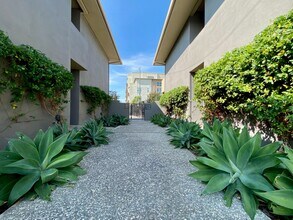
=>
[156,81,162,87]
[71,0,82,31]
[137,88,141,95]
[156,88,162,94]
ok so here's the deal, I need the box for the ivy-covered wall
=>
[80,85,111,119]
[193,11,293,143]
[0,30,73,148]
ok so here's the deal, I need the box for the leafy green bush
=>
[193,11,293,142]
[150,114,172,127]
[131,96,141,104]
[147,92,161,103]
[0,128,86,206]
[78,119,109,147]
[256,147,293,216]
[97,114,129,127]
[159,86,189,117]
[0,31,73,114]
[167,120,202,150]
[189,120,282,219]
[80,86,111,116]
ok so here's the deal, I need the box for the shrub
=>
[159,86,189,118]
[0,128,86,206]
[147,92,161,103]
[189,121,282,219]
[150,114,172,127]
[0,31,73,114]
[256,147,293,216]
[80,85,111,116]
[167,120,202,151]
[193,11,293,142]
[131,96,141,104]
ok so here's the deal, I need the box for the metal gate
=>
[130,103,145,119]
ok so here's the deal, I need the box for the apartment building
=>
[154,0,293,121]
[126,73,165,103]
[0,0,121,146]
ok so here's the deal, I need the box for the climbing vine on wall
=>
[0,30,73,116]
[80,85,111,116]
[193,11,293,142]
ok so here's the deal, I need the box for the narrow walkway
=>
[0,120,268,220]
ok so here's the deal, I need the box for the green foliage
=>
[147,92,161,103]
[193,11,293,142]
[189,120,282,219]
[97,114,129,127]
[131,96,141,104]
[0,128,86,206]
[80,86,111,116]
[62,128,88,151]
[256,147,293,216]
[78,119,110,147]
[159,86,189,117]
[167,120,202,151]
[150,114,172,127]
[51,122,69,138]
[0,31,73,113]
[109,91,119,101]
[0,30,14,61]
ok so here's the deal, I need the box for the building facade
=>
[154,0,293,121]
[0,0,121,147]
[126,73,165,103]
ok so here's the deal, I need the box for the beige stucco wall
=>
[78,16,109,123]
[165,0,293,121]
[0,0,110,147]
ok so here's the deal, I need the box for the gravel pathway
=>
[0,120,268,220]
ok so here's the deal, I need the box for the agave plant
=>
[51,122,69,138]
[63,128,88,151]
[97,114,129,127]
[0,128,87,206]
[151,114,171,127]
[167,121,202,150]
[189,121,281,219]
[79,119,110,147]
[255,146,293,216]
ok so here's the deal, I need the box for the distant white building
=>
[126,73,165,103]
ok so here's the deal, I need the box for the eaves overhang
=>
[153,0,202,66]
[77,0,122,64]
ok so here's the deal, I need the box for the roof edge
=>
[78,0,122,64]
[153,0,176,66]
[153,0,201,66]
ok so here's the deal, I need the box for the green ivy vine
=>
[0,30,73,116]
[80,85,111,116]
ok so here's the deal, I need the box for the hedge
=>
[193,10,293,142]
[160,86,189,117]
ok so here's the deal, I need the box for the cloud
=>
[122,53,156,73]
